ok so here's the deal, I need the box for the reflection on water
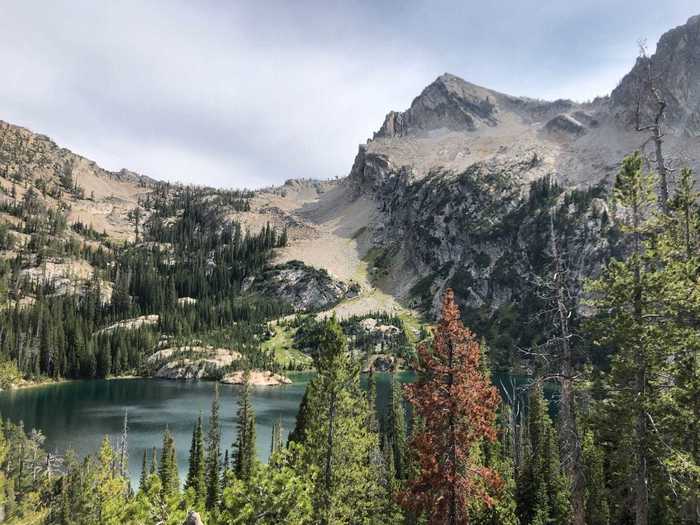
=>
[0,371,415,486]
[0,376,313,485]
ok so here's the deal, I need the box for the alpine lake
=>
[0,372,414,486]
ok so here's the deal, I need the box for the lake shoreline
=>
[4,369,313,392]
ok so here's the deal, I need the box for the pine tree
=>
[649,166,700,522]
[205,382,221,509]
[400,289,502,525]
[118,410,128,479]
[581,430,609,525]
[185,414,206,503]
[367,369,380,434]
[234,368,257,481]
[388,370,407,480]
[299,317,390,524]
[150,446,158,477]
[516,383,571,525]
[95,436,130,523]
[587,152,663,525]
[288,388,309,445]
[472,430,519,525]
[219,447,314,524]
[139,449,148,492]
[271,417,283,456]
[159,428,179,497]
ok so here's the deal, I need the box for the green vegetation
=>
[0,182,291,383]
[0,153,698,525]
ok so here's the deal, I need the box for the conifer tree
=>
[158,428,179,497]
[649,166,700,521]
[271,417,283,456]
[234,368,257,481]
[95,436,130,523]
[288,389,309,445]
[367,368,380,434]
[516,384,570,525]
[219,446,314,524]
[388,370,407,480]
[299,317,389,524]
[473,355,519,525]
[205,382,221,510]
[587,152,662,525]
[400,289,502,525]
[581,430,609,525]
[139,449,148,492]
[150,446,158,477]
[185,414,206,503]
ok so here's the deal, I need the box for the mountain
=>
[611,14,700,134]
[229,14,700,364]
[0,119,155,240]
[1,15,699,368]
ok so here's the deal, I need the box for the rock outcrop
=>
[98,314,160,334]
[247,260,356,312]
[220,370,291,386]
[611,15,700,135]
[375,74,500,137]
[147,346,242,380]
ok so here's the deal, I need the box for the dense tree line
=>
[0,153,697,524]
[0,183,290,383]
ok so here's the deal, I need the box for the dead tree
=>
[522,204,591,525]
[634,42,672,212]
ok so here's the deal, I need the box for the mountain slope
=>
[229,14,700,364]
[0,119,153,240]
[2,15,699,351]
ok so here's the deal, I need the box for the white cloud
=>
[0,0,698,187]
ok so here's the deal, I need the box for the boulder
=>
[183,511,204,525]
[250,260,349,311]
[220,370,292,386]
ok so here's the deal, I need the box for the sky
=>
[0,1,698,189]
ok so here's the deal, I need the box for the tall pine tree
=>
[400,289,502,525]
[299,317,391,524]
[185,414,206,503]
[234,368,257,482]
[205,382,221,510]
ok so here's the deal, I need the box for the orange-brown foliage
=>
[399,289,502,525]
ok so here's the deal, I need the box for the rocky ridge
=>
[340,15,700,317]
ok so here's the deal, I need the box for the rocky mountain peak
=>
[610,14,700,135]
[375,73,501,138]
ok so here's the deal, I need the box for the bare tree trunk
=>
[549,214,585,525]
[635,47,670,212]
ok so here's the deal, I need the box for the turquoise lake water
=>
[0,372,410,486]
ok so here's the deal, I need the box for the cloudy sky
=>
[1,1,698,188]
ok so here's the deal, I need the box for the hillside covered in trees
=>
[0,10,699,525]
[3,160,700,523]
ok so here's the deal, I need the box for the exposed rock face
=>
[359,317,401,336]
[98,314,160,334]
[344,15,700,327]
[220,369,291,386]
[611,15,700,135]
[248,260,355,312]
[375,74,499,137]
[544,114,587,137]
[147,346,242,380]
